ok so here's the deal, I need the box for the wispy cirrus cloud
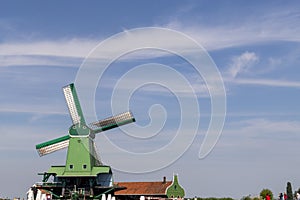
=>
[1,9,300,67]
[0,39,98,67]
[0,39,96,57]
[216,118,300,157]
[166,9,300,50]
[227,51,259,78]
[222,51,300,89]
[0,104,67,115]
[230,78,300,88]
[0,8,299,101]
[224,118,300,142]
[0,55,82,67]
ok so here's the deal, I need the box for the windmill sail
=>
[63,83,85,125]
[89,111,135,133]
[36,135,70,156]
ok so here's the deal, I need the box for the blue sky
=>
[1,0,300,199]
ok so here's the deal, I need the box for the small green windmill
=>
[35,83,135,199]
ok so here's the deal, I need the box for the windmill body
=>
[34,83,135,199]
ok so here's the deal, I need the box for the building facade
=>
[115,175,185,200]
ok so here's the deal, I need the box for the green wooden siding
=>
[166,174,185,198]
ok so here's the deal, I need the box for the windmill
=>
[34,83,135,199]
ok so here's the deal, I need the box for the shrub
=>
[260,188,273,200]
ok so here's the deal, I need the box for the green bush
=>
[260,188,273,200]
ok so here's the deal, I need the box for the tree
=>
[241,195,251,200]
[260,188,273,200]
[286,182,293,200]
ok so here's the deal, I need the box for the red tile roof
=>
[115,181,172,196]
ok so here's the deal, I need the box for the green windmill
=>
[34,83,135,199]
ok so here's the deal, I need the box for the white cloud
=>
[0,124,65,151]
[0,39,98,67]
[0,28,209,67]
[0,9,299,69]
[236,118,300,136]
[218,118,300,152]
[1,9,300,68]
[0,103,67,115]
[0,39,96,57]
[0,10,299,98]
[227,51,259,78]
[166,9,300,50]
[103,75,210,98]
[230,78,300,88]
[268,57,282,67]
[0,55,81,67]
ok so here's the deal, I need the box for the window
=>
[83,164,87,169]
[69,165,74,169]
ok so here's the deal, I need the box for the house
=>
[114,174,185,200]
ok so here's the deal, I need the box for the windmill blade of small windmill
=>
[36,135,70,156]
[63,83,86,125]
[89,111,135,133]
